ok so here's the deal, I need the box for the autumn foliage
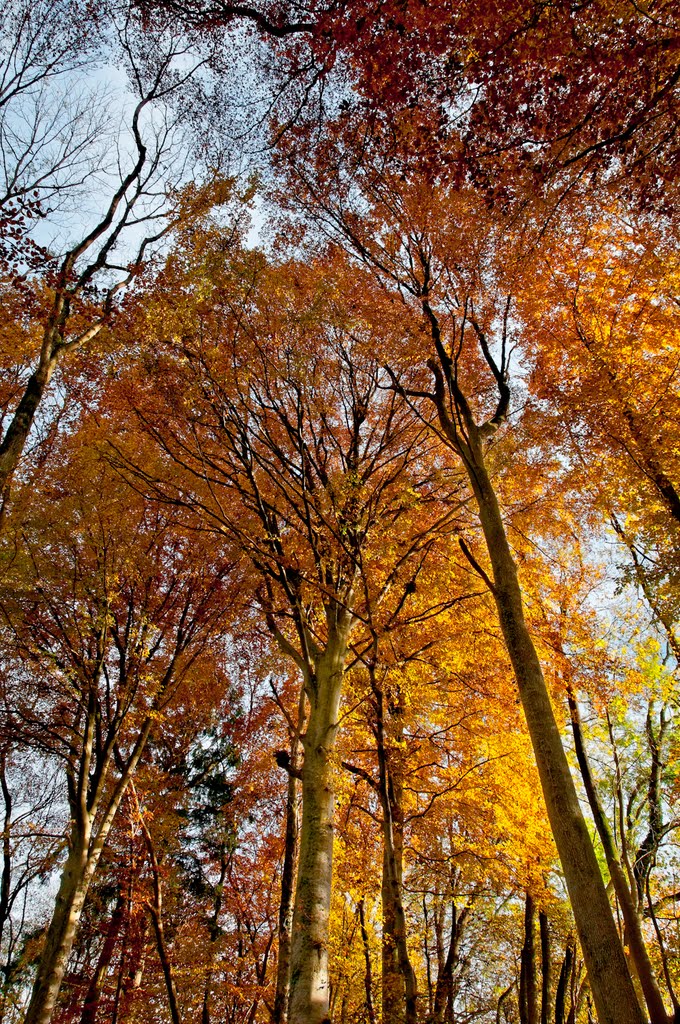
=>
[0,3,679,1024]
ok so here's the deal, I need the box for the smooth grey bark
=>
[288,620,352,1024]
[425,314,645,1024]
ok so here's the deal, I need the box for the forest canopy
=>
[0,2,679,1023]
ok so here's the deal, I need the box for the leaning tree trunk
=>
[469,440,644,1024]
[80,891,126,1024]
[24,720,152,1024]
[427,355,645,1024]
[288,623,351,1024]
[567,683,669,1024]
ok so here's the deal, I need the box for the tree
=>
[115,226,462,1023]
[272,156,646,1023]
[0,11,231,517]
[0,420,238,1024]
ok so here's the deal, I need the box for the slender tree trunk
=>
[24,721,152,1024]
[496,982,514,1024]
[147,904,182,1024]
[432,895,469,1024]
[273,766,300,1024]
[567,684,668,1024]
[0,347,58,507]
[423,897,434,1020]
[555,938,574,1024]
[430,386,645,1024]
[0,752,12,954]
[112,914,148,1024]
[374,677,417,1024]
[141,818,182,1024]
[80,892,126,1024]
[288,627,350,1024]
[539,911,550,1024]
[201,849,229,1024]
[358,898,376,1024]
[273,686,305,1024]
[519,895,538,1024]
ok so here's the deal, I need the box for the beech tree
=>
[0,10,233,517]
[0,421,238,1024]
[271,148,648,1022]
[110,222,475,1023]
[1,4,679,1023]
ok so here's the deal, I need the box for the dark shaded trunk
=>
[80,892,126,1024]
[539,911,550,1024]
[358,898,376,1024]
[142,823,182,1024]
[432,896,470,1024]
[201,847,229,1024]
[555,939,574,1024]
[374,673,417,1024]
[423,898,434,1020]
[0,367,52,505]
[519,895,538,1024]
[273,685,306,1024]
[0,752,11,954]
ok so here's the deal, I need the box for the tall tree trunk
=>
[567,684,668,1024]
[427,347,645,1024]
[201,847,229,1024]
[357,898,377,1024]
[141,818,182,1024]
[80,891,126,1024]
[288,627,350,1024]
[0,338,59,514]
[0,751,12,956]
[432,884,470,1024]
[422,897,434,1020]
[23,720,152,1024]
[555,938,574,1024]
[273,686,305,1024]
[374,674,417,1024]
[539,911,550,1024]
[519,895,538,1024]
[23,832,99,1024]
